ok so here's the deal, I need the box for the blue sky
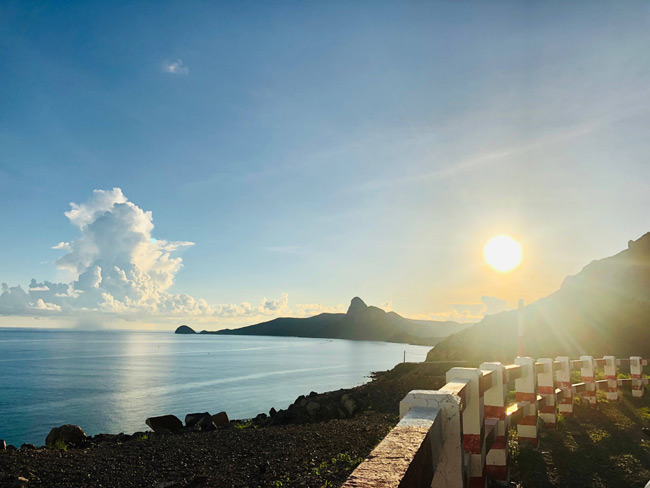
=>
[1,1,649,329]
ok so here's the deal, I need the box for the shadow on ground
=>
[511,390,650,488]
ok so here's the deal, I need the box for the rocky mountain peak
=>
[347,297,368,315]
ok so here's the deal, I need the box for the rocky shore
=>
[0,362,456,487]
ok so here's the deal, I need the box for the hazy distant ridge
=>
[176,297,471,346]
[428,232,650,362]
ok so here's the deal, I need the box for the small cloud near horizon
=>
[162,59,189,75]
[413,295,512,324]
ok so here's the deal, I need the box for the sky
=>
[1,1,649,330]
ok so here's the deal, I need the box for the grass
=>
[49,438,68,451]
[233,420,255,429]
[511,388,650,487]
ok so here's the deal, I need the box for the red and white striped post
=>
[555,356,573,417]
[537,358,557,428]
[515,356,538,446]
[481,362,508,484]
[603,356,618,402]
[580,355,597,408]
[446,367,485,488]
[517,299,524,357]
[631,356,644,398]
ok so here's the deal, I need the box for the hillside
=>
[428,232,650,362]
[176,297,471,346]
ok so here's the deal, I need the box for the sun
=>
[484,235,522,272]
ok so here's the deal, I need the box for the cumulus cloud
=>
[162,59,189,75]
[0,189,329,325]
[480,295,508,316]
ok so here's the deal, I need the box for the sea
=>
[0,329,431,447]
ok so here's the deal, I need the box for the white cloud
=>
[0,189,334,326]
[415,295,512,324]
[292,302,346,317]
[162,59,189,75]
[52,242,70,251]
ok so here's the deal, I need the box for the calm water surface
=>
[0,329,430,446]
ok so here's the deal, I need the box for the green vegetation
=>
[233,420,254,429]
[48,438,67,451]
[511,389,650,487]
[311,452,364,480]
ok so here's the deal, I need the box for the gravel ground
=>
[0,413,394,488]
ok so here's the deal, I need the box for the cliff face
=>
[428,232,650,362]
[196,297,471,346]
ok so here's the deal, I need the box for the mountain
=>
[427,232,650,363]
[175,297,471,346]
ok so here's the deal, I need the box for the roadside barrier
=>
[342,355,649,488]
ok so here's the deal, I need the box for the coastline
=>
[0,361,456,487]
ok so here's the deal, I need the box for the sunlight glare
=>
[484,235,522,272]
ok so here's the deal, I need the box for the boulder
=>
[196,416,216,431]
[254,413,267,422]
[212,411,229,427]
[20,444,36,450]
[184,412,211,428]
[45,424,86,448]
[341,394,357,416]
[0,440,5,450]
[269,407,277,417]
[306,401,321,416]
[145,415,183,433]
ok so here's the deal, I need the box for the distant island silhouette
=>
[175,297,471,345]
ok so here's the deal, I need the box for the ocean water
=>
[0,329,431,447]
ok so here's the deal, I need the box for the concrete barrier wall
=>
[343,355,647,488]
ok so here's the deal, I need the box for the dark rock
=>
[341,393,357,416]
[269,407,277,417]
[306,402,320,416]
[196,416,216,431]
[0,440,5,450]
[145,415,183,433]
[185,412,211,428]
[91,434,117,443]
[6,445,17,452]
[20,444,36,450]
[12,477,29,488]
[45,424,86,448]
[254,413,267,422]
[174,325,196,334]
[294,395,305,405]
[212,411,229,427]
[309,391,318,398]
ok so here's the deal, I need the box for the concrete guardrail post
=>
[401,389,465,488]
[480,362,509,485]
[515,357,538,446]
[537,358,557,428]
[603,356,618,402]
[631,356,644,398]
[446,367,485,488]
[580,355,597,408]
[555,356,573,417]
